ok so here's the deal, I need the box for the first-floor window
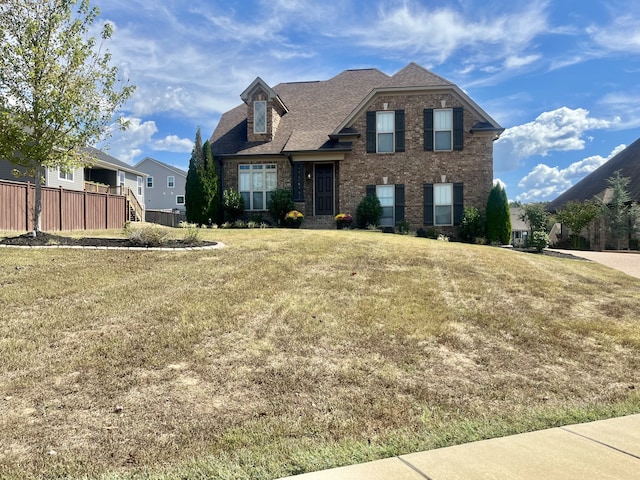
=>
[434,183,453,226]
[376,185,394,227]
[58,167,73,181]
[176,195,185,205]
[239,164,277,210]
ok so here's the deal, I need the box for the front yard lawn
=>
[1,228,639,479]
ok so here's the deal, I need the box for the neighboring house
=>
[547,137,640,249]
[510,207,529,247]
[210,62,503,232]
[0,146,146,221]
[134,157,187,212]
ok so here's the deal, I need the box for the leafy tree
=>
[486,183,511,244]
[521,203,550,235]
[555,200,600,249]
[267,188,294,227]
[458,206,485,243]
[0,0,134,234]
[599,170,638,249]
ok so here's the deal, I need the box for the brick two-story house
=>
[210,62,503,232]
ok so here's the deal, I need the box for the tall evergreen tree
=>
[185,128,205,224]
[201,140,220,224]
[486,183,511,244]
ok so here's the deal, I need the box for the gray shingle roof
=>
[547,136,640,212]
[210,62,499,156]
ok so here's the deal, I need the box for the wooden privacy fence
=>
[145,209,186,227]
[0,179,127,232]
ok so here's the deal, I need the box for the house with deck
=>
[134,157,187,213]
[210,62,503,232]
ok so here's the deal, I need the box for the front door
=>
[314,164,334,215]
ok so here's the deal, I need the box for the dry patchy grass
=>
[0,228,639,479]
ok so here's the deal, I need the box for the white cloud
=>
[494,107,613,172]
[493,178,508,190]
[348,1,549,66]
[516,144,625,202]
[588,15,640,53]
[153,135,194,153]
[504,54,541,69]
[98,117,158,164]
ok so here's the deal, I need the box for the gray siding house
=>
[134,157,187,212]
[0,146,146,221]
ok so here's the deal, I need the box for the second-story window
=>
[254,101,267,134]
[376,111,394,153]
[167,176,175,188]
[147,176,153,188]
[434,109,453,151]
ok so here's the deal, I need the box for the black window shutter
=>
[423,183,434,225]
[366,112,376,153]
[394,184,405,224]
[366,184,376,197]
[395,110,405,152]
[453,107,464,151]
[424,109,434,151]
[453,182,464,226]
[291,163,305,202]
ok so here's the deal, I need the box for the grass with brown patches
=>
[1,228,639,479]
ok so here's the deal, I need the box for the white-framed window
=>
[176,195,185,205]
[376,185,394,227]
[58,167,73,181]
[239,164,277,210]
[254,100,267,134]
[146,176,153,188]
[434,183,453,226]
[377,111,394,153]
[137,176,143,196]
[118,171,125,194]
[434,109,453,151]
[167,176,175,188]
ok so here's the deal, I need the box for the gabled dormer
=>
[240,77,288,143]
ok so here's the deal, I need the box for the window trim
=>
[167,176,175,188]
[254,100,267,134]
[238,163,277,211]
[146,176,153,188]
[137,176,143,196]
[434,109,453,152]
[376,111,395,153]
[58,167,74,182]
[434,183,453,226]
[176,195,185,205]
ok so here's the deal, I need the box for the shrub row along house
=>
[210,62,504,232]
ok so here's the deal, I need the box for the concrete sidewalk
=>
[278,414,640,480]
[550,249,640,280]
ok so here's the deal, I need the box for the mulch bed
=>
[0,232,215,249]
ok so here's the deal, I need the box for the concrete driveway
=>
[551,249,640,279]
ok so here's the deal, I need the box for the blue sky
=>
[96,0,640,203]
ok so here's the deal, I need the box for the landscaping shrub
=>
[530,230,550,252]
[223,189,245,222]
[267,189,294,227]
[356,194,382,229]
[458,207,485,243]
[127,224,169,247]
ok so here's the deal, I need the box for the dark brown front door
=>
[314,164,334,215]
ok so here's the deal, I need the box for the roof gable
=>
[135,157,187,177]
[547,136,640,211]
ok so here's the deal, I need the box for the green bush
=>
[530,230,550,252]
[356,194,382,229]
[223,189,244,222]
[267,188,294,227]
[458,207,485,243]
[127,224,169,247]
